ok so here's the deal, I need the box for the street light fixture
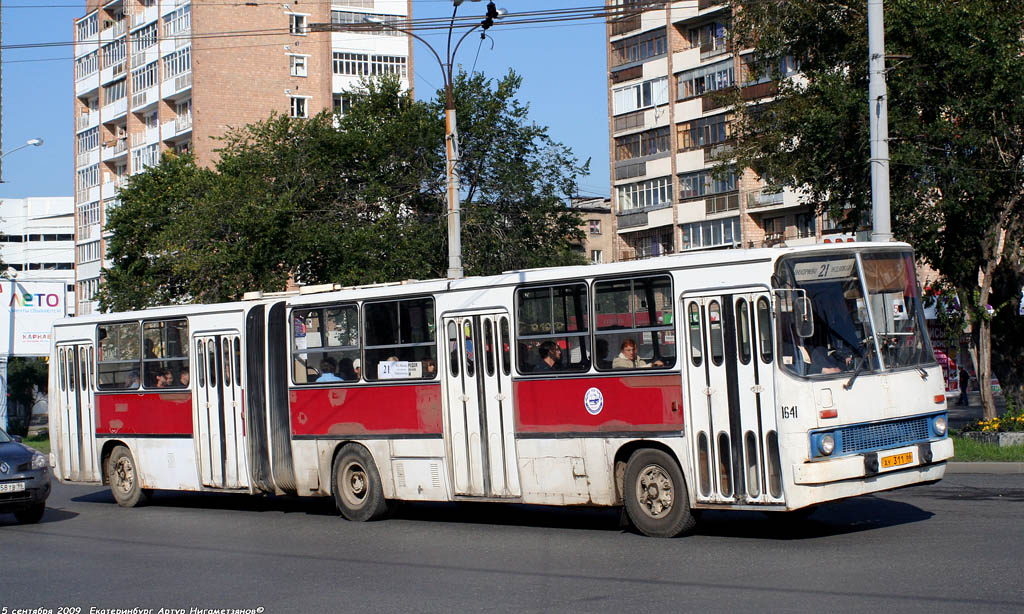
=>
[0,138,44,183]
[362,2,505,279]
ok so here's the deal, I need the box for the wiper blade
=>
[843,337,875,391]
[843,361,867,391]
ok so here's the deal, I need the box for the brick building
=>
[72,0,413,314]
[605,1,845,262]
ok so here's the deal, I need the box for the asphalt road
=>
[2,472,1022,614]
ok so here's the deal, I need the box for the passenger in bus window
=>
[179,367,190,387]
[352,359,361,379]
[154,367,173,388]
[423,358,436,377]
[127,369,140,388]
[535,341,562,371]
[595,338,611,369]
[316,357,343,382]
[612,339,663,369]
[338,357,357,381]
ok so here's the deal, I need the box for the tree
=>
[728,0,1024,417]
[99,71,587,310]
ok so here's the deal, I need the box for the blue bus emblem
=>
[584,387,604,416]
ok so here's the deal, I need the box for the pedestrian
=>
[958,366,970,406]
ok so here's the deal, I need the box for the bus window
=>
[483,319,495,377]
[708,301,724,366]
[142,319,189,389]
[292,305,360,384]
[447,321,459,377]
[515,283,590,374]
[756,297,773,363]
[499,317,511,376]
[196,340,206,388]
[736,298,751,365]
[464,321,475,377]
[207,342,217,387]
[688,302,703,367]
[234,337,242,386]
[97,322,140,390]
[594,275,675,371]
[363,297,436,381]
[59,349,66,392]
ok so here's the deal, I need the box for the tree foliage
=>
[98,71,586,311]
[729,0,1024,414]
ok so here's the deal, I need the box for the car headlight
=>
[818,434,836,456]
[933,415,947,437]
[31,452,48,470]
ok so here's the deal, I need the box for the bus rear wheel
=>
[624,449,696,538]
[331,444,388,522]
[106,445,150,508]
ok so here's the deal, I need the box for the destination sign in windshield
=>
[792,258,857,282]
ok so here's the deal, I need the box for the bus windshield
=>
[774,249,933,378]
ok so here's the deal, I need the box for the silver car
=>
[0,427,50,524]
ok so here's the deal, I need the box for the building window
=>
[612,77,668,115]
[132,23,158,56]
[614,126,670,161]
[76,241,102,264]
[163,4,191,39]
[75,52,99,81]
[77,13,98,40]
[131,62,158,92]
[332,10,402,36]
[677,168,736,200]
[610,30,667,67]
[131,144,159,172]
[628,229,674,259]
[332,52,408,78]
[102,39,126,68]
[591,250,603,264]
[589,220,602,235]
[290,96,309,118]
[77,165,100,190]
[77,127,100,153]
[163,47,191,79]
[687,21,727,56]
[104,79,126,103]
[617,176,673,212]
[681,217,740,251]
[676,59,735,101]
[288,13,308,35]
[289,54,308,77]
[677,113,733,152]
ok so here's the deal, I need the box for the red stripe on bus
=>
[289,384,443,436]
[515,375,683,433]
[96,392,194,436]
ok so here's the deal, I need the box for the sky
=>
[0,0,613,201]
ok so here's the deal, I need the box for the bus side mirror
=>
[795,297,814,338]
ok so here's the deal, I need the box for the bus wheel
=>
[106,445,149,508]
[331,445,388,522]
[624,449,696,538]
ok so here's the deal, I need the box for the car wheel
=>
[106,445,150,508]
[623,448,696,538]
[14,502,45,524]
[331,444,388,521]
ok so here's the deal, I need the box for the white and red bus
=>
[48,242,952,536]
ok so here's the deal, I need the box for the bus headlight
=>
[933,415,947,437]
[818,434,836,456]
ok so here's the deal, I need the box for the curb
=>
[946,462,1024,475]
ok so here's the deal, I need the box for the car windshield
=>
[774,249,933,378]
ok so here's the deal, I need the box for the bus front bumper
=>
[793,437,954,485]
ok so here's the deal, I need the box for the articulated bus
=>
[48,243,952,537]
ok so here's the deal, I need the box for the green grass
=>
[22,435,50,455]
[951,435,1024,462]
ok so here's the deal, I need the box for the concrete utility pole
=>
[868,0,892,242]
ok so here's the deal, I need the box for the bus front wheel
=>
[624,449,696,538]
[106,445,150,508]
[331,444,388,522]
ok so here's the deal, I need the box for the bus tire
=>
[331,444,388,522]
[106,445,149,508]
[623,448,696,538]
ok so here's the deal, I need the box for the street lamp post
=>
[335,1,503,279]
[0,138,44,184]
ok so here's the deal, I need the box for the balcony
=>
[175,113,193,133]
[101,97,128,120]
[130,131,145,149]
[130,6,158,30]
[76,112,99,132]
[76,149,100,168]
[704,192,739,215]
[100,61,126,85]
[162,72,192,99]
[131,85,158,112]
[101,138,128,162]
[700,36,728,60]
[75,72,100,97]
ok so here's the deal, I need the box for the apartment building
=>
[0,197,76,314]
[72,0,413,314]
[570,197,615,265]
[606,1,834,261]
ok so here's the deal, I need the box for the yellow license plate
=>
[881,451,914,469]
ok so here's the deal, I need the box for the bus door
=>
[682,290,782,506]
[56,343,98,482]
[441,311,521,498]
[193,333,247,489]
